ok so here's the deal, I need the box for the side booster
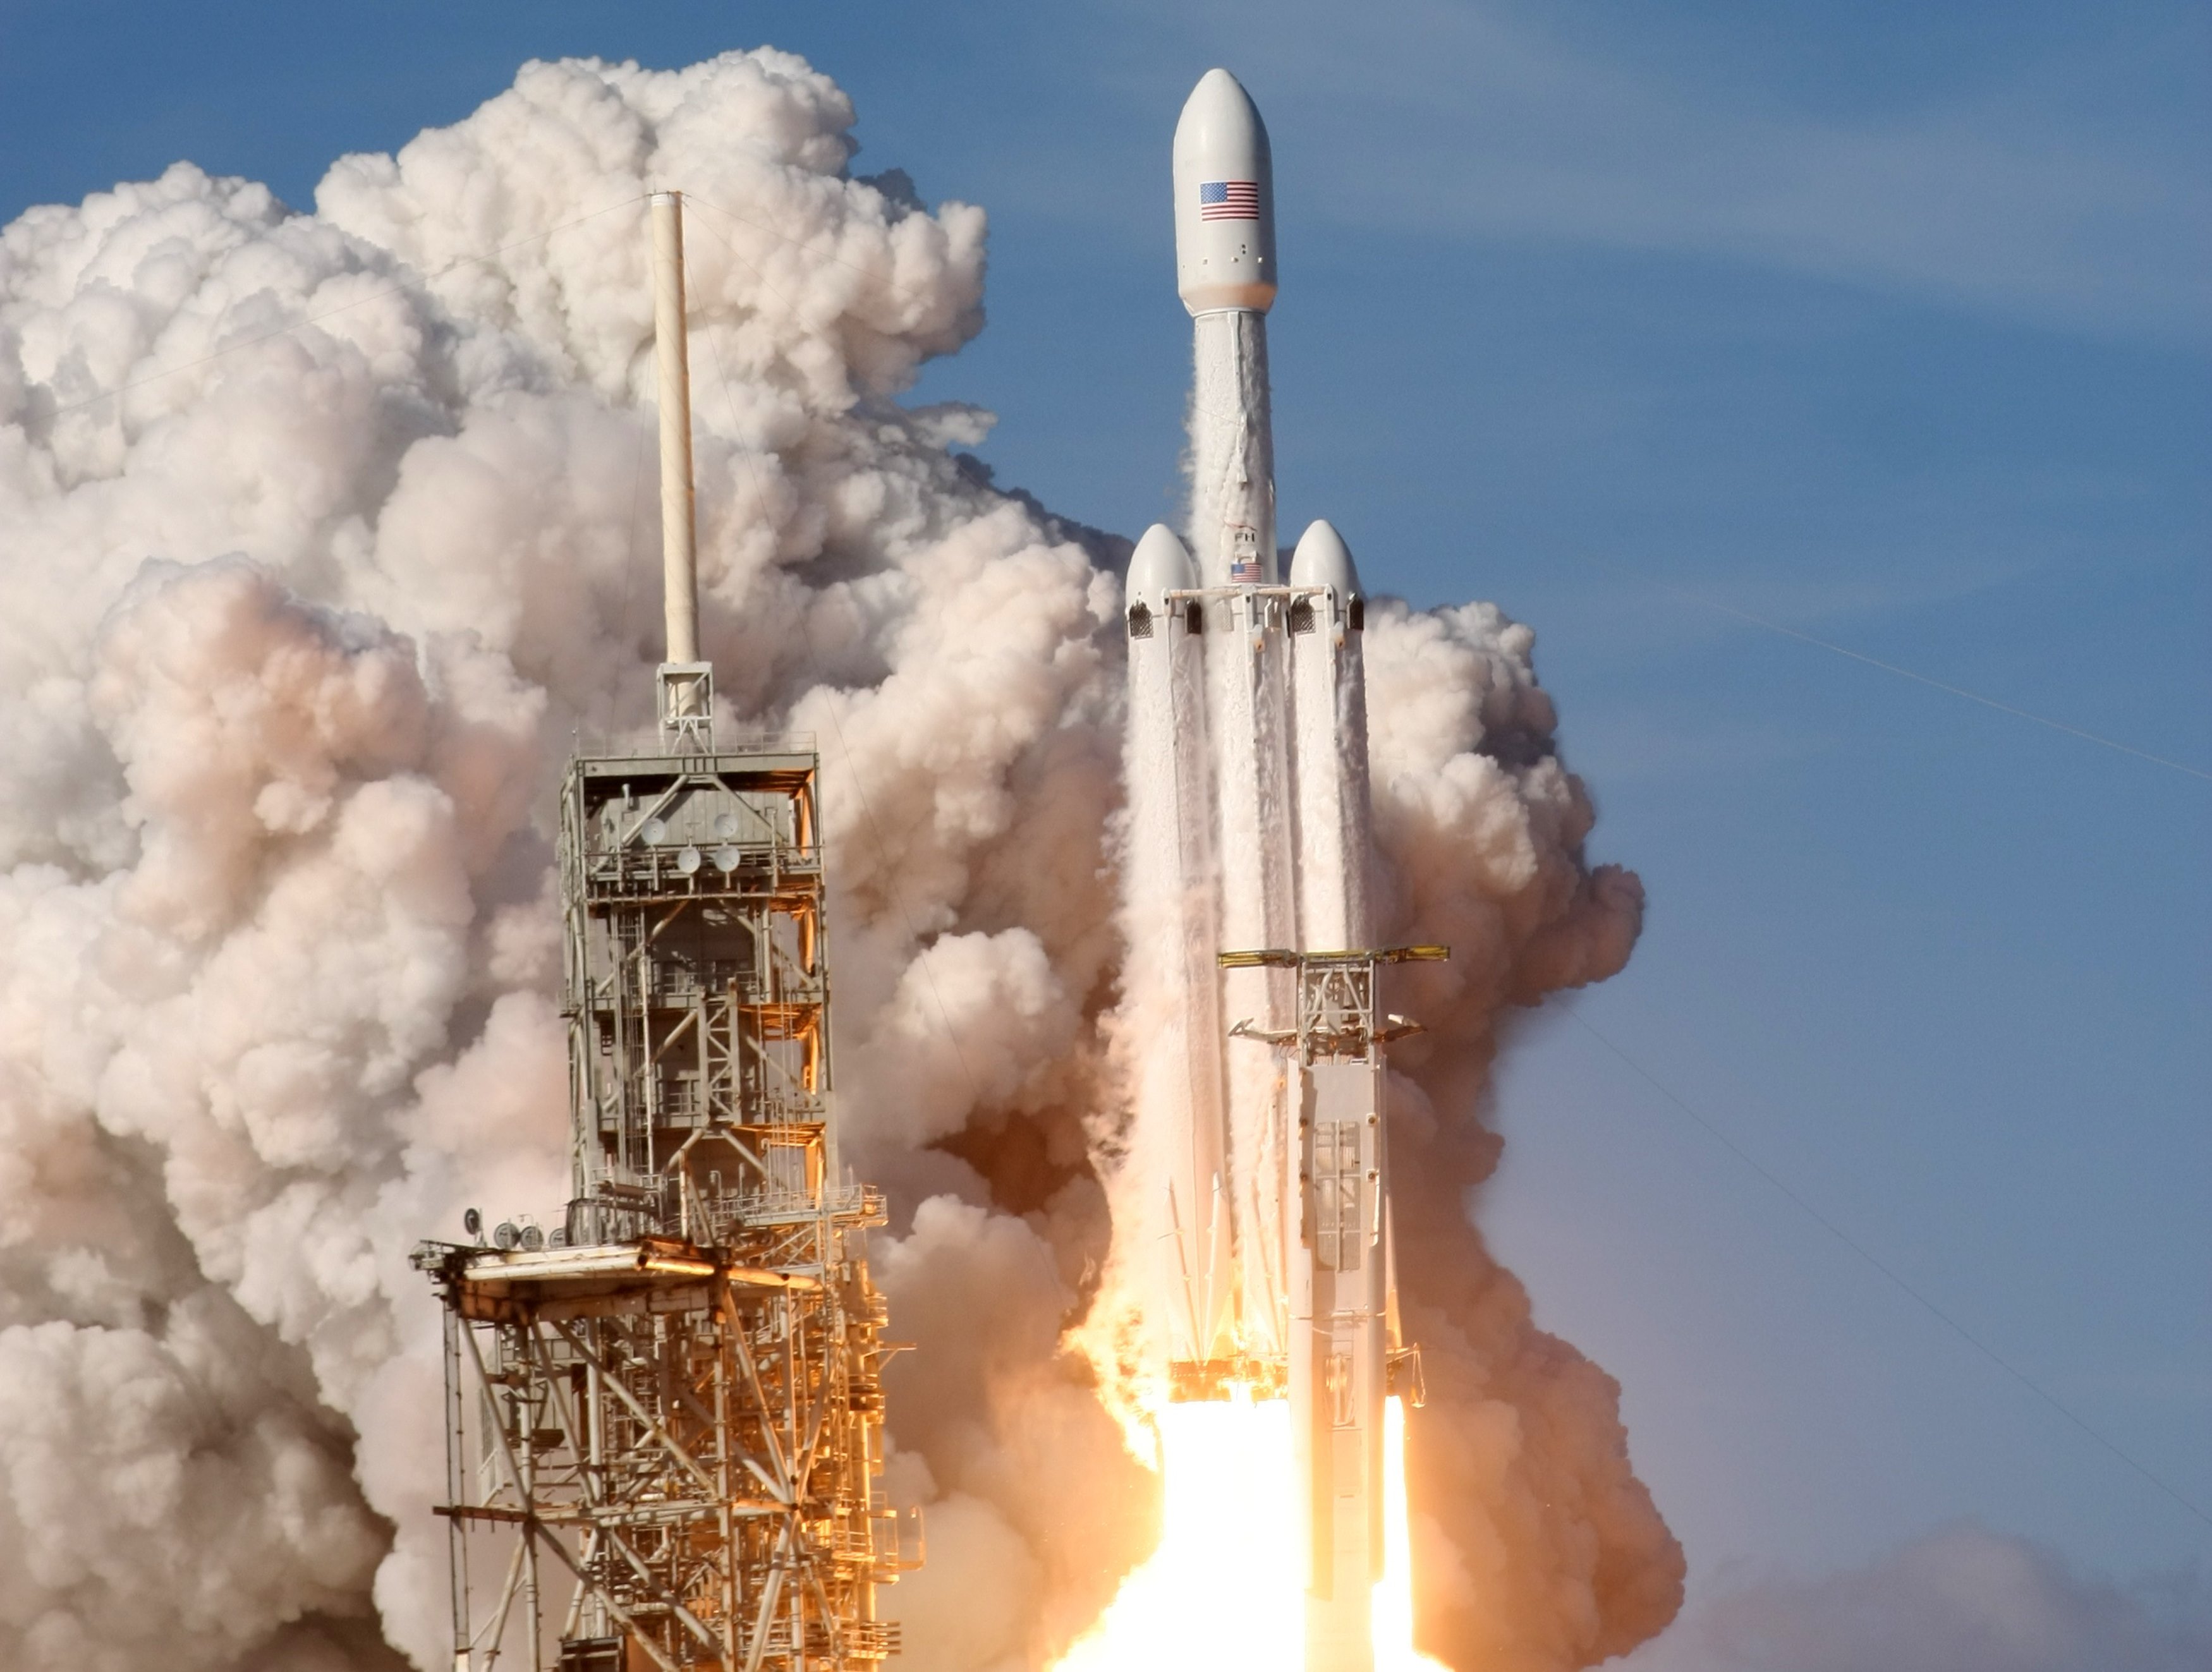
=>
[1123,524,1234,1366]
[1124,68,1425,1672]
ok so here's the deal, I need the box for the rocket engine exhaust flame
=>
[1054,1396,1441,1672]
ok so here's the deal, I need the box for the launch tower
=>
[414,193,916,1672]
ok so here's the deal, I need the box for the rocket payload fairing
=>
[1125,69,1432,1672]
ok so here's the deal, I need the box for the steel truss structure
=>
[416,744,915,1672]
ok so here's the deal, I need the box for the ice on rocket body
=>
[1126,68,1395,1672]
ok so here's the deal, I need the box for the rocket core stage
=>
[1122,68,1438,1672]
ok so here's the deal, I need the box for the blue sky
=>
[5,0,2205,1650]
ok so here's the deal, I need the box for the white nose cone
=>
[1127,523,1198,614]
[1288,519,1360,597]
[1172,69,1277,315]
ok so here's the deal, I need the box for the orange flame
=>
[1055,1393,1440,1670]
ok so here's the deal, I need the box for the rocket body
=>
[1177,67,1300,1378]
[1121,69,1394,1672]
[1286,523,1386,1665]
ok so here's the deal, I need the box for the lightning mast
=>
[415,190,917,1672]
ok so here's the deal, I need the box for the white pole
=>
[651,190,700,672]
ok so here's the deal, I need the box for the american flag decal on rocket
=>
[1199,180,1260,220]
[1228,523,1263,583]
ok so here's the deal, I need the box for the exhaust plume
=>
[0,49,1678,1670]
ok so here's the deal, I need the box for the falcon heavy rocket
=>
[1122,68,1437,1672]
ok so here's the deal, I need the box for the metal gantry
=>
[416,744,916,1672]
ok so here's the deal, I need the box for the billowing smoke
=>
[0,49,1677,1672]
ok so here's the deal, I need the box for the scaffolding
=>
[415,742,917,1672]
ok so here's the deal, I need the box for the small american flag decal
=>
[1199,180,1261,221]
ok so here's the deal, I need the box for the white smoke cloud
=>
[0,46,1671,1671]
[1619,1526,2212,1672]
[0,1292,389,1672]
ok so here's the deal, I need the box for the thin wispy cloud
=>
[1116,0,2209,342]
[1620,1525,2212,1672]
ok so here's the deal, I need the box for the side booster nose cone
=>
[1173,68,1277,315]
[1287,518,1360,598]
[1127,522,1199,616]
